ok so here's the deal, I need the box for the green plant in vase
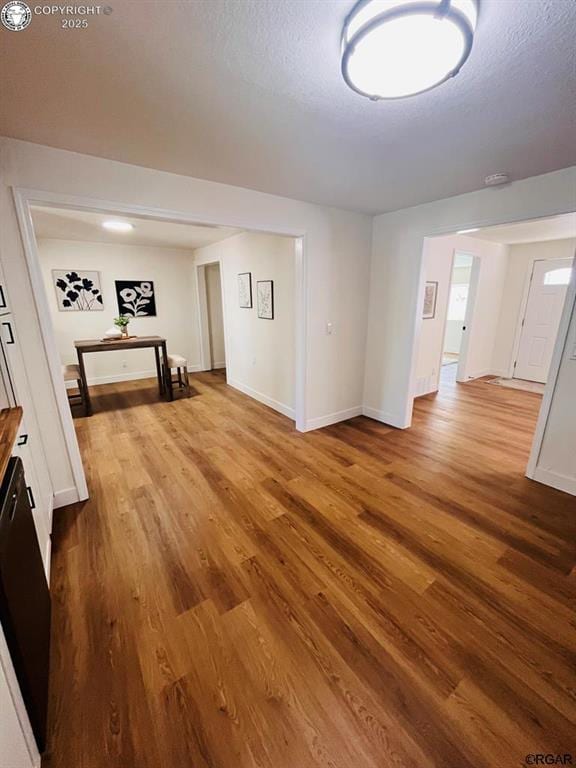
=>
[114,315,130,338]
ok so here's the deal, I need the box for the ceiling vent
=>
[484,173,510,187]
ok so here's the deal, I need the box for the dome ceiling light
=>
[341,0,478,100]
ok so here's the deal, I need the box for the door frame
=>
[408,214,575,486]
[526,257,576,479]
[508,256,574,380]
[12,187,308,504]
[194,260,228,372]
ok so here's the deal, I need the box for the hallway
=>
[45,372,576,768]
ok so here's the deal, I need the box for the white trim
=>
[362,405,408,429]
[455,253,481,382]
[532,467,576,497]
[53,485,80,508]
[212,362,226,369]
[227,377,295,420]
[12,190,89,502]
[46,489,54,533]
[0,624,40,767]
[303,405,363,431]
[526,255,576,479]
[294,237,307,432]
[44,536,52,586]
[194,262,212,372]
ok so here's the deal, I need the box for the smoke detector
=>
[484,173,509,187]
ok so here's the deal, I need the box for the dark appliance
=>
[0,456,51,752]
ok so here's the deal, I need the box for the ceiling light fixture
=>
[457,227,479,234]
[341,0,477,100]
[102,220,134,232]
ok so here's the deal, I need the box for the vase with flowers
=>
[114,315,130,339]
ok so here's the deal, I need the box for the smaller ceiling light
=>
[102,220,134,232]
[341,0,477,100]
[457,228,479,234]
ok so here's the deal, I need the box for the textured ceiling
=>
[467,212,576,244]
[2,1,575,214]
[31,207,240,250]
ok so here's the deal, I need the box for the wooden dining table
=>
[74,335,173,416]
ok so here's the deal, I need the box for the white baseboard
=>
[53,486,81,508]
[362,405,408,429]
[227,378,295,420]
[304,406,363,431]
[531,467,576,497]
[212,362,226,369]
[461,368,500,381]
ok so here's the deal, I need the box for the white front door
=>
[514,257,573,383]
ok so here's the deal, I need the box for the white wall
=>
[492,238,576,376]
[414,234,508,396]
[205,263,225,368]
[194,232,295,417]
[37,239,198,384]
[364,166,576,428]
[0,137,371,499]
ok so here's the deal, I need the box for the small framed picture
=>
[423,281,438,320]
[257,280,274,319]
[238,272,252,308]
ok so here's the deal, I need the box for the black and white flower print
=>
[53,270,104,311]
[115,281,157,317]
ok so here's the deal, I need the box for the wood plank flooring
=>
[44,370,576,768]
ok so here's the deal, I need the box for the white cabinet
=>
[0,627,40,768]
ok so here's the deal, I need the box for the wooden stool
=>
[167,354,191,397]
[62,363,87,415]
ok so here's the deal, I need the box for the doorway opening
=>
[197,261,227,376]
[441,253,473,371]
[411,211,575,484]
[14,191,306,504]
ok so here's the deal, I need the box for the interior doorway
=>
[204,263,226,373]
[441,253,474,371]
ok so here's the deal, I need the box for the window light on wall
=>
[341,0,478,100]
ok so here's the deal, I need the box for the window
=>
[544,267,572,286]
[447,284,469,321]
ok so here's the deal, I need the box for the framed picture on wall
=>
[238,272,252,308]
[423,281,438,320]
[53,270,104,311]
[115,280,157,317]
[257,280,274,320]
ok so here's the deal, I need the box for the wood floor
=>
[44,370,576,768]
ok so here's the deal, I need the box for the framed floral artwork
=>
[115,280,157,317]
[53,270,104,311]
